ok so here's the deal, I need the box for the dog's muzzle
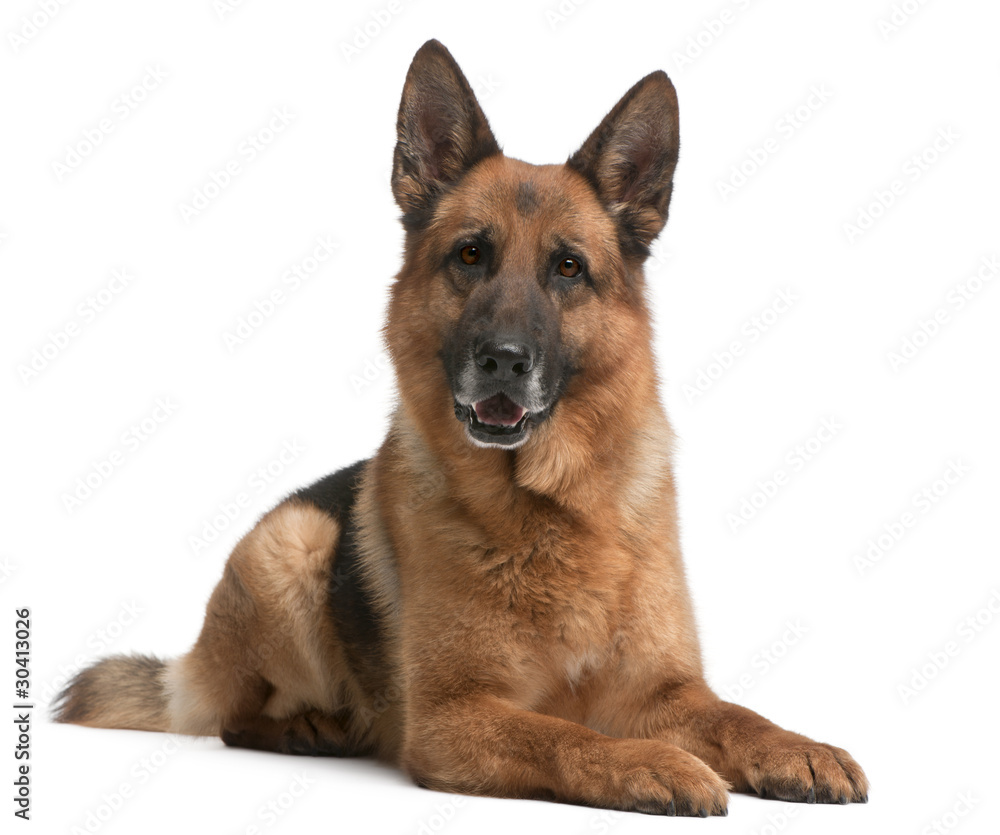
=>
[454,337,548,448]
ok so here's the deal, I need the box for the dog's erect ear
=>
[568,71,680,253]
[392,40,501,224]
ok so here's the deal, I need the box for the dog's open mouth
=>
[462,393,531,447]
[474,394,527,428]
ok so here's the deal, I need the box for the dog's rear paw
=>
[222,710,354,757]
[746,739,868,804]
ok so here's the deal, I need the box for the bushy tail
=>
[53,654,169,732]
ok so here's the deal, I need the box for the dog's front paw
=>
[744,737,868,804]
[599,739,730,816]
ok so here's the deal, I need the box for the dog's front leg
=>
[402,694,729,816]
[653,682,869,804]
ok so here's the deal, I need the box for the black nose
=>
[476,340,535,381]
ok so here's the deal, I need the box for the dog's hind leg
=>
[55,499,340,736]
[57,467,386,760]
[163,499,356,740]
[221,708,361,756]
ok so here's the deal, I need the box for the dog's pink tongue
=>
[474,394,527,426]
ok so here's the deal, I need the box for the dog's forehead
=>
[436,157,610,241]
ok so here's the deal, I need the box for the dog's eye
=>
[460,245,481,265]
[558,258,582,278]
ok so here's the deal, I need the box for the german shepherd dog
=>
[55,40,868,817]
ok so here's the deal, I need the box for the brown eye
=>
[460,245,480,265]
[559,257,581,278]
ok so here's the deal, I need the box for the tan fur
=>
[53,655,169,731]
[55,40,867,816]
[164,500,345,735]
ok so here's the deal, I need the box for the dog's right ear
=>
[392,40,501,226]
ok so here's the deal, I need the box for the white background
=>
[3,0,999,833]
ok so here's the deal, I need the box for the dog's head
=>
[387,40,678,466]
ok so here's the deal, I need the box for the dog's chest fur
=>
[470,522,632,686]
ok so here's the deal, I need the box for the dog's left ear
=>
[392,40,501,225]
[568,71,679,253]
